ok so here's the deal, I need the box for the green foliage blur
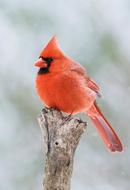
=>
[0,1,130,190]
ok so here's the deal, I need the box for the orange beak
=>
[34,58,47,68]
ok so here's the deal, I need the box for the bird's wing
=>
[70,62,87,76]
[70,63,101,97]
[87,78,101,97]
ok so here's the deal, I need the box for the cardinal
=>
[34,36,123,152]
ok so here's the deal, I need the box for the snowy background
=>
[0,0,130,190]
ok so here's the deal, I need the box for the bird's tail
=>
[87,102,123,152]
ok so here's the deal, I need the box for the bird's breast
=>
[36,72,96,114]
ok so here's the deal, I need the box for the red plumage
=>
[34,36,123,152]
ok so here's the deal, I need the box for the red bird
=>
[34,36,123,152]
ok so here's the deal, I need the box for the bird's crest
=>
[39,36,65,58]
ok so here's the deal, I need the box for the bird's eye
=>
[41,57,53,64]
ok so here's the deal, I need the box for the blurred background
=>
[0,0,130,189]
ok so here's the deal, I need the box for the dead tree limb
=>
[37,107,87,190]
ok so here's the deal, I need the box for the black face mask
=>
[38,57,53,75]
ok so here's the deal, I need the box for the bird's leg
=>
[62,111,74,125]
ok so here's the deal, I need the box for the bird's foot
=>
[62,113,73,125]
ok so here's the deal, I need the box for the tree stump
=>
[38,107,87,190]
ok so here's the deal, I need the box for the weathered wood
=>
[38,107,87,190]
